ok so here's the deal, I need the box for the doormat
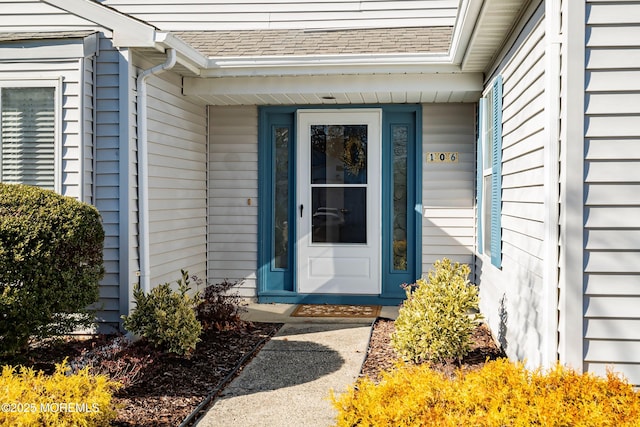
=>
[291,304,381,318]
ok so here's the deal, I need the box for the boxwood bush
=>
[0,184,104,355]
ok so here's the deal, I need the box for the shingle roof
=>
[0,31,97,42]
[174,27,452,57]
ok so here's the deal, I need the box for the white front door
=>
[296,109,381,294]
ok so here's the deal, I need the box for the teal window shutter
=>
[476,99,485,254]
[490,76,503,268]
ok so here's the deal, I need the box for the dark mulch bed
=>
[2,317,503,426]
[360,318,505,381]
[1,322,281,427]
[111,323,281,426]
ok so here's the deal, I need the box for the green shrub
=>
[332,359,640,427]
[0,184,104,356]
[391,258,481,363]
[122,270,202,356]
[0,359,120,426]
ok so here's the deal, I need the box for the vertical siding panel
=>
[477,12,547,368]
[140,58,208,287]
[94,38,123,325]
[584,0,640,385]
[208,106,258,297]
[421,103,476,273]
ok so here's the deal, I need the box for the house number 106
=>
[427,152,458,163]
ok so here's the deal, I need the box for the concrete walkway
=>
[195,303,398,427]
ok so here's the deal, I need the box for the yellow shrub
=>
[0,360,120,427]
[332,359,640,427]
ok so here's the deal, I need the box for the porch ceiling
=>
[182,72,482,106]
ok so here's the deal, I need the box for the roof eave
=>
[449,0,485,66]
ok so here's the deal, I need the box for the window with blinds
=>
[0,87,56,190]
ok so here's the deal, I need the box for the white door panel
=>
[296,109,381,294]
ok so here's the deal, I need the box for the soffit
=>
[460,0,531,72]
[182,72,483,106]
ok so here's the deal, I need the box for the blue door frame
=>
[257,105,422,305]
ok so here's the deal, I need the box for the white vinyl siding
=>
[101,0,458,31]
[0,1,103,32]
[139,58,208,287]
[421,103,476,274]
[477,12,547,367]
[584,0,640,385]
[208,106,258,297]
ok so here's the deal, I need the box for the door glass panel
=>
[392,125,408,271]
[310,125,367,184]
[274,127,289,269]
[311,187,366,244]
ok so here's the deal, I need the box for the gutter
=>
[201,53,457,77]
[543,0,561,368]
[136,48,177,293]
[155,32,207,75]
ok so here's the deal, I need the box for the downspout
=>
[543,0,561,368]
[136,48,177,293]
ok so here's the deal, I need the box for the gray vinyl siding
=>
[207,106,258,297]
[476,13,547,367]
[101,0,457,31]
[138,57,208,287]
[584,0,640,385]
[94,37,124,324]
[421,103,476,274]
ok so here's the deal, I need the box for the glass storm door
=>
[296,109,381,294]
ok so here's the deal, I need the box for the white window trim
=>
[0,78,63,193]
[481,83,494,259]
